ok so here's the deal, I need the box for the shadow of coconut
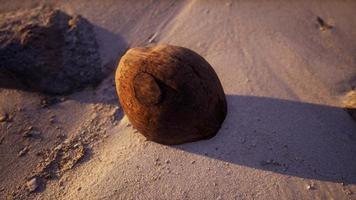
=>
[174,95,356,184]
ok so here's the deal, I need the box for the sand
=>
[0,0,356,199]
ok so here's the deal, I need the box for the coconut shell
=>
[115,45,227,144]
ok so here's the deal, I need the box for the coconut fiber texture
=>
[116,45,227,144]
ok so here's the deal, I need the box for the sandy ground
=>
[1,0,356,199]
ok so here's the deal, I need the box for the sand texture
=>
[0,0,356,199]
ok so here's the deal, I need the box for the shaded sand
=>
[0,0,356,199]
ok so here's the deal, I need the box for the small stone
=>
[345,189,353,195]
[306,184,315,190]
[18,147,29,157]
[0,112,8,122]
[148,32,158,43]
[316,16,333,31]
[49,116,56,124]
[6,124,12,129]
[26,177,39,192]
[23,129,40,138]
[191,160,196,164]
[77,187,82,191]
[165,159,170,164]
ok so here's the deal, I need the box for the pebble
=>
[49,117,55,124]
[18,147,29,157]
[306,184,315,190]
[345,189,353,195]
[0,136,4,145]
[26,177,38,192]
[23,128,40,138]
[0,112,8,122]
[148,32,158,43]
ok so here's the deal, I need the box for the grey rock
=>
[0,7,103,94]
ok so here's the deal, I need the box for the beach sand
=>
[0,0,356,199]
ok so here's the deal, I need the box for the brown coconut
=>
[115,45,227,144]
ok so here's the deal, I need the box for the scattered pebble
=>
[26,177,38,192]
[154,158,161,166]
[49,115,56,124]
[148,32,158,43]
[306,184,316,190]
[316,16,333,31]
[344,188,353,195]
[191,160,196,164]
[18,147,29,157]
[23,127,40,138]
[0,112,8,122]
[40,97,62,108]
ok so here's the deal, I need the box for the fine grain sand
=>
[0,0,356,199]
